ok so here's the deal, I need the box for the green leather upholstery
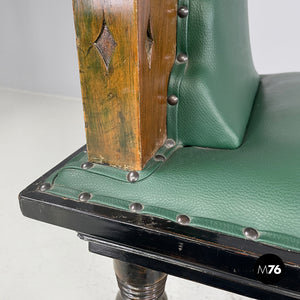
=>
[44,73,300,252]
[168,0,259,149]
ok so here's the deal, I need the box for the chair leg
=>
[113,260,168,300]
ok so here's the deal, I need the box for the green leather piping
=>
[44,174,300,252]
[46,143,179,184]
[167,0,189,144]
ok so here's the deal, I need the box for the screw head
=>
[127,171,139,183]
[78,192,92,202]
[176,215,191,225]
[177,53,188,63]
[178,6,189,18]
[243,227,259,241]
[154,154,166,162]
[165,139,176,149]
[81,162,94,169]
[39,183,52,192]
[129,202,144,212]
[167,95,179,106]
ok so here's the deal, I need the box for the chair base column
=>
[113,260,168,300]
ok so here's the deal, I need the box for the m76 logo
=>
[255,254,285,284]
[257,264,282,275]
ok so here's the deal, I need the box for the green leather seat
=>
[41,1,300,253]
[21,0,299,258]
[44,72,300,252]
[18,1,300,298]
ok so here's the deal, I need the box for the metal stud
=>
[176,214,191,225]
[178,6,189,18]
[154,154,166,162]
[176,53,188,63]
[167,95,179,106]
[243,227,259,241]
[165,139,176,149]
[129,202,144,212]
[39,183,52,192]
[81,162,94,169]
[127,171,139,183]
[78,192,92,202]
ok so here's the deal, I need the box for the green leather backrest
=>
[168,0,260,149]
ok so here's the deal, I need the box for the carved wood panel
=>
[73,0,177,170]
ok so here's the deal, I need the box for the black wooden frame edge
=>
[18,146,300,300]
[84,234,299,300]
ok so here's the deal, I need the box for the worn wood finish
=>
[73,0,177,170]
[138,1,177,167]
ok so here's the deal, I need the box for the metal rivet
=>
[167,95,179,106]
[243,227,259,241]
[178,6,189,18]
[176,215,191,225]
[154,154,166,162]
[39,183,52,192]
[127,171,139,183]
[165,139,176,149]
[129,202,144,212]
[177,53,188,63]
[78,192,92,202]
[81,162,94,169]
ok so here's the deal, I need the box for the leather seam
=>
[167,0,190,144]
[44,184,300,252]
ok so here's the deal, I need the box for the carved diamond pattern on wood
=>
[145,16,154,69]
[94,19,117,70]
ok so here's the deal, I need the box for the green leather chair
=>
[19,1,300,299]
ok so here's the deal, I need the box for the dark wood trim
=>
[19,146,300,300]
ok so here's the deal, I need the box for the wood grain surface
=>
[73,0,177,170]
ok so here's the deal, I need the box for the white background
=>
[0,0,300,97]
[0,1,299,300]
